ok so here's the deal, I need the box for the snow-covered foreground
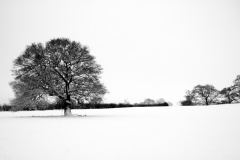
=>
[0,104,240,160]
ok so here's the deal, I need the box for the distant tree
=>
[191,84,220,105]
[142,98,155,105]
[124,99,130,105]
[11,38,107,116]
[232,75,240,103]
[156,98,165,104]
[219,87,238,104]
[180,90,195,106]
[133,103,139,107]
[167,102,173,106]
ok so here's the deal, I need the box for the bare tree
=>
[191,84,220,105]
[11,38,107,116]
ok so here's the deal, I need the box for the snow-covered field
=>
[0,104,240,160]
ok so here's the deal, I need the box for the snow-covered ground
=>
[0,104,240,160]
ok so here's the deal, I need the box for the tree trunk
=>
[63,101,73,116]
[205,98,209,105]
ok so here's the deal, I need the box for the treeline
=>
[80,102,169,109]
[180,75,240,106]
[55,98,169,110]
[0,102,169,111]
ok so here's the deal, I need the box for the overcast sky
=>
[0,0,240,105]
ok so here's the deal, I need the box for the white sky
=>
[0,0,240,105]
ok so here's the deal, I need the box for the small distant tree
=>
[142,98,155,105]
[180,90,195,106]
[124,99,130,105]
[156,98,165,104]
[191,84,220,105]
[11,38,107,116]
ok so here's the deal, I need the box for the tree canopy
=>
[181,85,220,106]
[192,84,220,105]
[11,38,107,115]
